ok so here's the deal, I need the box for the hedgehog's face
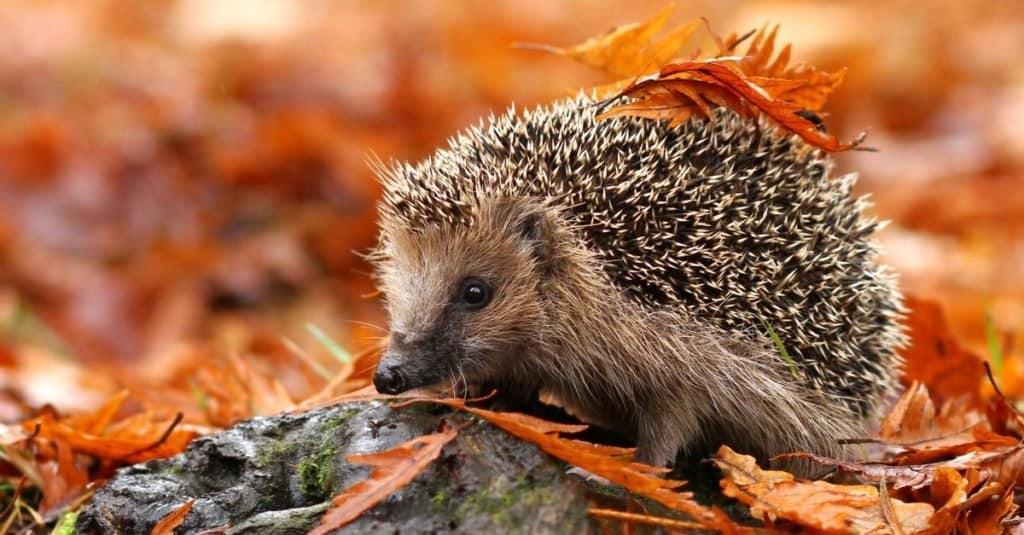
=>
[372,199,556,395]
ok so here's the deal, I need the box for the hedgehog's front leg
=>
[473,380,541,413]
[633,401,703,467]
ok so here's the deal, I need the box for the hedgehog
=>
[369,95,904,469]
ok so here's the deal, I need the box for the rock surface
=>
[75,400,602,534]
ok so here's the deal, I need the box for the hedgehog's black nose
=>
[373,358,407,395]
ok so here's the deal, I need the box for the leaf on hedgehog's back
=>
[532,6,859,151]
[714,446,935,533]
[603,60,861,151]
[529,5,702,80]
[729,25,847,111]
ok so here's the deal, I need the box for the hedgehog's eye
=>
[457,277,492,310]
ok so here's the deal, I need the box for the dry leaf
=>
[536,5,702,79]
[151,499,195,535]
[715,445,934,533]
[37,440,89,513]
[959,486,1017,534]
[605,60,861,151]
[901,296,987,407]
[309,426,459,535]
[540,8,857,151]
[730,25,846,111]
[403,397,740,533]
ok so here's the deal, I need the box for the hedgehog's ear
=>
[515,208,560,271]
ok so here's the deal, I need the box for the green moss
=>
[321,409,357,433]
[454,474,557,529]
[51,511,78,535]
[255,441,297,468]
[297,445,337,500]
[293,409,361,499]
[151,461,186,479]
[430,488,450,513]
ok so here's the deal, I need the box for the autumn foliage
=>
[541,6,861,151]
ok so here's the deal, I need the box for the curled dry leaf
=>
[529,5,702,80]
[714,445,934,533]
[605,60,862,152]
[402,397,740,533]
[37,439,89,514]
[23,393,197,464]
[728,25,846,111]
[309,426,459,535]
[776,381,1024,532]
[959,486,1018,534]
[539,7,859,151]
[151,499,195,535]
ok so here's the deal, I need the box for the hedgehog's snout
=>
[373,354,408,395]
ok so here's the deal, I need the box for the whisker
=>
[343,319,389,333]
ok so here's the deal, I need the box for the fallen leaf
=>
[729,25,846,111]
[901,296,987,407]
[715,445,934,533]
[309,426,459,535]
[37,440,89,514]
[959,486,1017,534]
[403,397,740,533]
[151,499,195,535]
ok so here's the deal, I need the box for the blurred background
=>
[0,0,1021,418]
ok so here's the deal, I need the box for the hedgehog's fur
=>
[370,95,905,469]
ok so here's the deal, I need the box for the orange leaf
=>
[38,439,89,513]
[151,499,195,535]
[309,426,459,534]
[535,5,702,79]
[879,381,940,443]
[958,486,1017,534]
[922,466,970,533]
[900,295,986,407]
[540,11,856,150]
[80,389,130,435]
[607,60,861,151]
[731,25,846,111]
[405,397,739,533]
[714,446,935,533]
[26,406,197,463]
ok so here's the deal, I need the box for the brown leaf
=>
[606,60,861,151]
[38,440,89,513]
[151,499,195,535]
[922,466,969,533]
[309,426,459,535]
[901,296,986,407]
[776,452,937,491]
[26,408,197,464]
[715,446,935,533]
[536,6,702,79]
[880,382,939,443]
[731,25,846,110]
[781,448,1016,492]
[541,10,855,151]
[958,486,1017,534]
[405,397,740,533]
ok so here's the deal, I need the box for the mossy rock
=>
[75,401,598,534]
